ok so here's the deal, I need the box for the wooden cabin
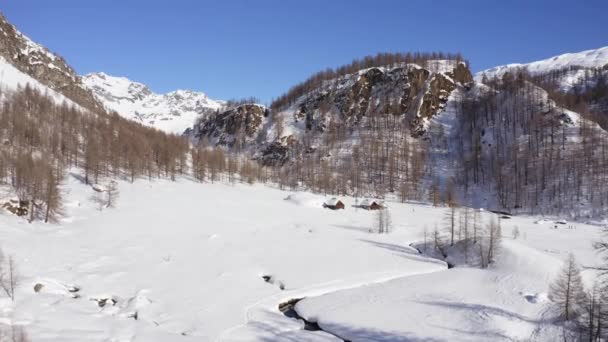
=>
[324,198,345,210]
[360,199,384,210]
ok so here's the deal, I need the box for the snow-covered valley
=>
[0,174,604,341]
[0,5,607,341]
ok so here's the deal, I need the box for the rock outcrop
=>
[0,13,102,111]
[192,104,269,147]
[190,60,472,165]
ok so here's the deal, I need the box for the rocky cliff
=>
[191,59,473,165]
[0,13,102,111]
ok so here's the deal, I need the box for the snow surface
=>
[0,56,80,109]
[477,46,608,81]
[0,173,604,341]
[82,72,224,134]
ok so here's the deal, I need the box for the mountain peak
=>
[0,13,102,111]
[82,72,224,134]
[477,46,608,80]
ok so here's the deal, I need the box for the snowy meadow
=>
[0,174,604,341]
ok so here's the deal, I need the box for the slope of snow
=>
[477,46,608,81]
[0,174,604,341]
[0,174,449,341]
[82,72,224,134]
[0,56,80,109]
[295,225,601,341]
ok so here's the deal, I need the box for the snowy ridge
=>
[476,46,608,81]
[83,72,224,134]
[5,22,74,81]
[0,13,102,111]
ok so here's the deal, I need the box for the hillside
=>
[191,57,473,166]
[188,51,608,219]
[0,56,79,108]
[83,72,224,134]
[0,13,102,111]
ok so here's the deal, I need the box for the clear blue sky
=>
[3,0,607,103]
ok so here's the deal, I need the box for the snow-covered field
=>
[0,175,604,341]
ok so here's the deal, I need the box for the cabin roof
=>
[325,197,343,206]
[360,198,382,206]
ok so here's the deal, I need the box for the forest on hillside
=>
[2,54,608,223]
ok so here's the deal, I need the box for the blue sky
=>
[3,0,607,103]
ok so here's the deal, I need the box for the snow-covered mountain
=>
[478,46,608,78]
[0,11,223,134]
[191,59,473,165]
[0,13,102,111]
[476,46,608,90]
[83,72,224,134]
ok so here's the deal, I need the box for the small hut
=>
[360,199,384,210]
[324,198,345,210]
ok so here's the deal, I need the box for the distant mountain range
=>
[82,72,224,134]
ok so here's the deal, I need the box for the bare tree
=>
[445,206,458,246]
[376,208,392,234]
[375,210,386,234]
[106,180,119,208]
[90,191,105,211]
[486,217,502,265]
[549,253,587,321]
[433,226,447,258]
[578,280,607,341]
[0,252,19,301]
[512,226,520,240]
[44,167,64,223]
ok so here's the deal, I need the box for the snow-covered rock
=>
[477,46,608,80]
[82,72,224,134]
[0,13,102,111]
[476,46,608,92]
[0,56,80,108]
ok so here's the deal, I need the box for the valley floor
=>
[0,174,604,341]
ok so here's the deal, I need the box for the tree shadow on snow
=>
[69,172,88,184]
[359,239,420,254]
[254,321,445,342]
[332,224,372,233]
[322,322,446,342]
[358,239,448,267]
[414,300,554,340]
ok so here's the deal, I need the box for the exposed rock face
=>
[259,142,289,166]
[0,13,102,111]
[412,73,456,136]
[192,104,268,146]
[292,61,471,137]
[448,61,474,86]
[190,60,472,165]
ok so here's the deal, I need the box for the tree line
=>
[454,71,608,217]
[271,51,466,111]
[0,84,189,222]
